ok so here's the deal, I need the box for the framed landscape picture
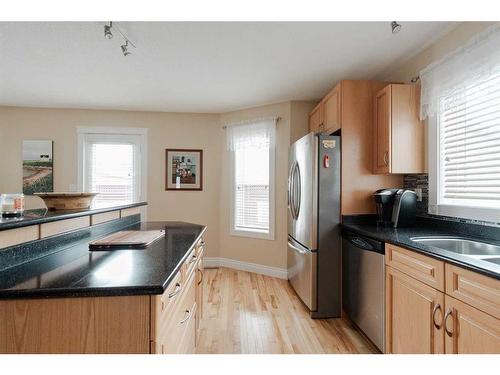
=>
[22,140,54,195]
[165,149,203,191]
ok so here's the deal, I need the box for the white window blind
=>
[227,118,276,239]
[84,134,141,206]
[439,70,500,210]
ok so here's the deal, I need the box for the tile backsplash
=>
[403,173,500,228]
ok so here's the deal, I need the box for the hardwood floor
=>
[196,267,379,354]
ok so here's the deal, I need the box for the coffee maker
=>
[373,189,399,227]
[374,189,417,228]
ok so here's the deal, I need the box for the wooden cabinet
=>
[323,84,341,134]
[444,295,500,354]
[308,83,341,134]
[386,266,445,354]
[373,84,424,174]
[150,235,205,354]
[308,103,323,134]
[385,244,500,354]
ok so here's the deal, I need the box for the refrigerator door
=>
[288,133,317,251]
[287,236,317,310]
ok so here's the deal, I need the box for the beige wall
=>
[0,106,222,258]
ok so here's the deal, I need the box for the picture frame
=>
[22,140,54,195]
[165,149,203,191]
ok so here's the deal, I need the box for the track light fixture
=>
[104,21,113,39]
[121,40,131,56]
[104,21,137,57]
[391,21,402,34]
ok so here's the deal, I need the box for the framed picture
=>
[165,149,203,191]
[22,140,54,195]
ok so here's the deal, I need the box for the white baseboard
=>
[203,257,288,280]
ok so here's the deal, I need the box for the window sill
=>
[431,204,500,224]
[230,228,275,241]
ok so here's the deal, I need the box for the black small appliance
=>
[373,189,399,227]
[391,189,417,228]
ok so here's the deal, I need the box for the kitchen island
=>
[0,204,206,354]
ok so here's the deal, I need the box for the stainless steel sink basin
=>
[484,257,500,266]
[410,237,500,257]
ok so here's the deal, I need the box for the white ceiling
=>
[0,22,457,113]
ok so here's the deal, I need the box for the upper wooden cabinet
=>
[309,83,341,134]
[373,84,425,174]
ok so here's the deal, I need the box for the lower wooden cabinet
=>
[150,235,204,354]
[444,295,500,354]
[385,244,500,354]
[386,267,444,354]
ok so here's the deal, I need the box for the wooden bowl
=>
[34,192,98,210]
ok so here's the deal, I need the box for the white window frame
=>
[428,114,500,223]
[77,126,148,210]
[228,134,276,241]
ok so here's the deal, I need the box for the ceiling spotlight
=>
[121,40,131,56]
[104,21,113,39]
[391,21,402,34]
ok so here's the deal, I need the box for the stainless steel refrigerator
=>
[287,133,341,318]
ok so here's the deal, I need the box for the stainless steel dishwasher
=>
[342,230,385,352]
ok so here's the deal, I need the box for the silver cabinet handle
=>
[189,254,197,264]
[288,241,307,254]
[444,308,454,337]
[432,303,442,330]
[180,309,191,324]
[168,283,182,298]
[383,151,389,166]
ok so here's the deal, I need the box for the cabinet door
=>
[373,85,391,174]
[386,266,445,354]
[444,296,500,354]
[323,84,341,134]
[309,104,323,133]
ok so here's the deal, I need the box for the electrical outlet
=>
[414,188,423,202]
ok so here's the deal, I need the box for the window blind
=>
[234,143,270,232]
[86,142,137,205]
[439,70,500,208]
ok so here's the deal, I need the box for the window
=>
[77,128,147,206]
[227,118,276,239]
[423,25,500,222]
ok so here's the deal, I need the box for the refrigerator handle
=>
[294,163,301,218]
[288,240,308,254]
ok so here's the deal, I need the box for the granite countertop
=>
[0,201,147,231]
[342,219,500,280]
[0,221,206,299]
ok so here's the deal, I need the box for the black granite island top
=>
[0,221,206,299]
[342,216,500,280]
[0,201,147,231]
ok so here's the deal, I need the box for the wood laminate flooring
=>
[196,267,379,354]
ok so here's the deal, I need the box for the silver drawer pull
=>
[168,283,182,298]
[180,309,191,324]
[200,240,205,246]
[189,254,197,264]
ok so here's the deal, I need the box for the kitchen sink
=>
[410,236,500,266]
[484,257,500,266]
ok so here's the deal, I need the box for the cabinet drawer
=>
[91,210,120,225]
[385,244,445,291]
[40,216,90,238]
[150,271,183,341]
[183,247,198,280]
[0,225,39,249]
[445,264,500,319]
[154,270,196,354]
[120,207,141,218]
[177,301,197,354]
